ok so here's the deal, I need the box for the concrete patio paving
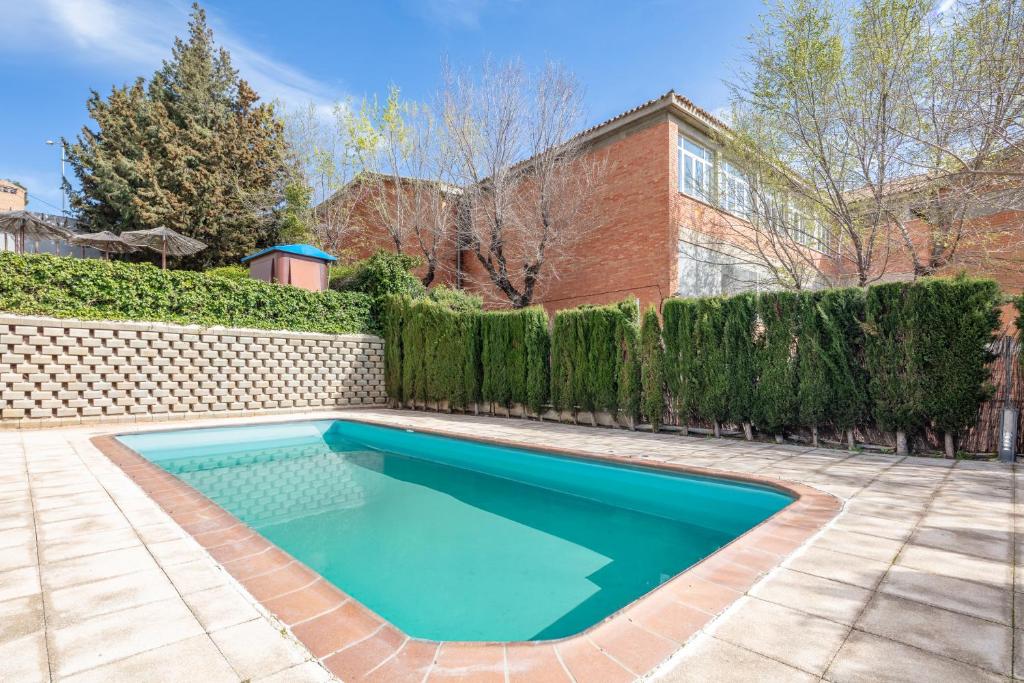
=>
[0,409,1017,682]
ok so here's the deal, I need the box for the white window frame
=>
[719,161,749,218]
[678,135,714,202]
[788,204,818,247]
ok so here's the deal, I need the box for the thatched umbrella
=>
[69,231,139,259]
[120,226,207,269]
[0,211,76,253]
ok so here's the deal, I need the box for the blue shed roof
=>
[241,244,337,263]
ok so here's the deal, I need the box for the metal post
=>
[998,337,1018,463]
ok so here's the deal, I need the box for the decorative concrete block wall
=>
[0,314,385,427]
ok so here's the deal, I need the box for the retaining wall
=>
[0,314,385,428]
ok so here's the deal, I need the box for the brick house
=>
[320,91,1023,315]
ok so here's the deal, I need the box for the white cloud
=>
[4,0,344,112]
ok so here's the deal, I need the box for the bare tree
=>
[442,59,607,308]
[283,102,365,254]
[346,87,460,286]
[885,0,1024,277]
[696,0,1023,289]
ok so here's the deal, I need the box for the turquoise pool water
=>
[119,420,791,641]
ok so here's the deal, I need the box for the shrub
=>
[398,298,481,408]
[330,251,424,330]
[864,282,920,443]
[550,300,640,423]
[721,293,758,434]
[662,298,700,425]
[0,252,371,334]
[639,306,666,430]
[796,288,869,445]
[694,297,730,433]
[204,264,249,280]
[910,277,1000,454]
[480,307,549,414]
[427,285,483,312]
[753,290,800,437]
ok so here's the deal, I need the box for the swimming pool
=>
[118,419,792,642]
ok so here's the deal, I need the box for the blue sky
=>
[1,0,765,213]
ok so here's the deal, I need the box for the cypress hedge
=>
[695,297,730,436]
[0,252,372,334]
[864,282,920,453]
[721,293,758,439]
[796,288,869,447]
[753,291,801,439]
[395,298,480,409]
[550,300,640,425]
[639,306,666,430]
[384,278,1000,455]
[384,296,545,414]
[662,298,700,427]
[481,307,550,415]
[909,277,1000,456]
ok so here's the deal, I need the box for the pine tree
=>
[66,4,288,268]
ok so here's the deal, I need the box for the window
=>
[788,205,818,247]
[678,136,713,201]
[719,161,748,217]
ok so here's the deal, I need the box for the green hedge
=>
[550,300,640,424]
[383,276,1000,453]
[660,277,1000,451]
[0,252,371,334]
[382,296,545,413]
[481,308,549,414]
[639,306,666,430]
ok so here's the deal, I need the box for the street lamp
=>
[45,139,67,215]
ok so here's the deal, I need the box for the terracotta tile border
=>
[91,415,840,682]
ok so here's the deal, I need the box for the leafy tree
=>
[65,4,288,269]
[277,180,315,245]
[639,306,666,431]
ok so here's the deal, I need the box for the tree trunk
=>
[713,421,721,438]
[811,425,819,448]
[743,422,753,441]
[847,429,856,451]
[944,431,956,459]
[895,430,909,456]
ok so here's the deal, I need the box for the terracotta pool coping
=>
[91,415,840,683]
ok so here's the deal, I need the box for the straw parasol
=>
[120,226,207,269]
[0,211,76,253]
[69,231,139,259]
